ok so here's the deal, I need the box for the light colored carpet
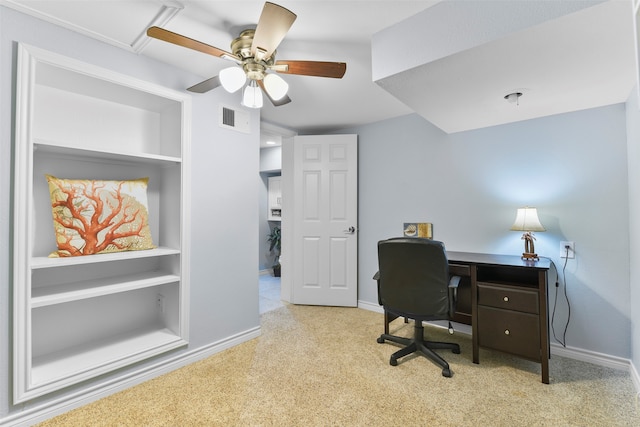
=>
[38,304,640,426]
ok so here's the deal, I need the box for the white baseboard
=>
[358,300,638,392]
[549,342,630,371]
[0,327,261,427]
[631,361,640,394]
[550,343,639,394]
[357,299,382,313]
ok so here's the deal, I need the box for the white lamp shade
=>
[219,66,246,93]
[242,80,263,108]
[510,207,546,232]
[263,73,289,100]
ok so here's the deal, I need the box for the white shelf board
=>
[36,57,183,112]
[31,327,186,389]
[31,247,180,269]
[32,272,180,308]
[35,140,181,165]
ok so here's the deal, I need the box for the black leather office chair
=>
[375,237,460,377]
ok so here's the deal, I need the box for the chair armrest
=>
[449,275,460,289]
[373,271,381,305]
[448,275,461,316]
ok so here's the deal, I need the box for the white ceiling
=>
[375,0,638,134]
[3,0,638,141]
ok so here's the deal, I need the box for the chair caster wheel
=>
[390,357,398,366]
[442,368,452,377]
[377,336,385,344]
[452,347,461,354]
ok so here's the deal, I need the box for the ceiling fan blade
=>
[147,26,240,62]
[272,60,346,78]
[187,75,221,93]
[251,2,297,60]
[258,79,292,106]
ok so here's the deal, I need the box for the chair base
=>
[377,322,460,377]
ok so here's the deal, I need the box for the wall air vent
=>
[219,105,250,134]
[222,106,234,126]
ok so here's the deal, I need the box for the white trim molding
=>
[630,360,640,394]
[0,0,183,53]
[131,2,184,53]
[0,327,260,427]
[358,299,383,314]
[550,342,631,371]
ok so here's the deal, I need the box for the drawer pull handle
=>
[504,329,510,335]
[503,296,509,302]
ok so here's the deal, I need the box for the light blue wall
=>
[626,87,640,378]
[350,106,630,358]
[260,146,282,172]
[0,6,260,419]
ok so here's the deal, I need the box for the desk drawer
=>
[478,282,539,314]
[478,306,540,360]
[449,264,470,277]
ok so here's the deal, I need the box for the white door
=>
[281,134,358,306]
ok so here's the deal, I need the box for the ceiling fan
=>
[146,1,347,108]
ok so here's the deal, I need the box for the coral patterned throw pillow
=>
[46,175,155,257]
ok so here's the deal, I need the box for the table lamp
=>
[510,207,545,260]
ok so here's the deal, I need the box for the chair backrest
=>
[377,237,450,319]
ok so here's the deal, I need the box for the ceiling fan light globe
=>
[263,73,289,100]
[242,80,263,108]
[219,66,246,93]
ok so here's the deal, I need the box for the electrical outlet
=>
[156,294,165,313]
[560,241,575,259]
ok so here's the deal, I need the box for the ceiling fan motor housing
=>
[231,29,256,58]
[232,29,276,81]
[243,60,266,80]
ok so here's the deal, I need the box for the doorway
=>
[258,122,295,314]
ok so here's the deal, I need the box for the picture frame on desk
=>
[403,222,433,238]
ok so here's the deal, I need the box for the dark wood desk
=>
[447,252,552,384]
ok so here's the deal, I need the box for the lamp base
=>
[520,232,539,261]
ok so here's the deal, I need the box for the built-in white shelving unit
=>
[268,176,282,221]
[13,44,191,403]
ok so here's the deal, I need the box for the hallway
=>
[259,274,283,314]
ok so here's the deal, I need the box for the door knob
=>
[344,226,356,234]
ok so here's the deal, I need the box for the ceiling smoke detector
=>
[504,92,523,105]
